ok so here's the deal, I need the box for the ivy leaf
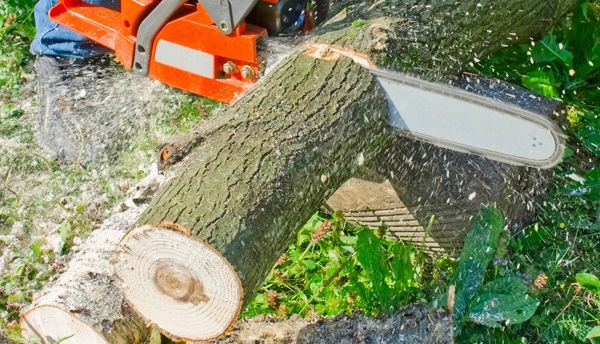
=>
[467,283,539,328]
[521,71,560,98]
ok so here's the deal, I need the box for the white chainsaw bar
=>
[373,68,565,169]
[305,43,565,169]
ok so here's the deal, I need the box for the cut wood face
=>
[114,225,243,341]
[326,177,467,254]
[21,305,107,344]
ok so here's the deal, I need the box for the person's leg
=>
[30,0,119,58]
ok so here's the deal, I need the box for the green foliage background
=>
[0,0,36,100]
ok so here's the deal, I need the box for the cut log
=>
[20,206,150,344]
[113,0,575,341]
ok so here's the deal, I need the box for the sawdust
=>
[33,55,166,165]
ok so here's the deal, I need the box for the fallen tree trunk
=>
[112,0,575,342]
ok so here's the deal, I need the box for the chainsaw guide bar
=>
[304,43,565,169]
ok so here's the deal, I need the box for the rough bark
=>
[113,0,575,341]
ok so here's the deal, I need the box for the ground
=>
[0,0,599,343]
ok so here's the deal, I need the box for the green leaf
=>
[303,259,317,271]
[521,71,560,98]
[578,114,600,158]
[532,34,574,67]
[587,326,600,341]
[467,277,539,328]
[478,276,528,295]
[339,235,357,245]
[576,272,600,291]
[356,229,395,313]
[55,223,73,255]
[581,168,600,202]
[389,242,414,289]
[567,1,600,59]
[450,206,505,334]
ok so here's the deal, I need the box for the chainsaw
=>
[49,0,565,168]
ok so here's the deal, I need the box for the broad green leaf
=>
[578,117,600,158]
[389,242,414,288]
[576,272,600,291]
[467,290,539,328]
[587,326,600,341]
[478,276,528,295]
[450,206,505,334]
[521,71,560,98]
[531,34,574,67]
[356,229,395,312]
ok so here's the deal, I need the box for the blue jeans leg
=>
[30,0,120,58]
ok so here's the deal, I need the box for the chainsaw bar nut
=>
[223,61,237,75]
[241,65,256,79]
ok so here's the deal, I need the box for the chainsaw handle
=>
[132,0,188,75]
[200,0,261,35]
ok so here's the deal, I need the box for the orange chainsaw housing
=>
[49,0,274,103]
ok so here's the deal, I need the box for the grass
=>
[0,0,598,343]
[0,0,35,101]
[243,212,430,319]
[465,1,600,341]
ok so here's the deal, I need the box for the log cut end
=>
[114,225,243,341]
[21,305,107,344]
